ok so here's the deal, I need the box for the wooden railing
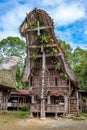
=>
[30,104,65,113]
[46,104,65,112]
[30,104,41,112]
[8,102,29,108]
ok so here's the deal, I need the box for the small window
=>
[55,77,58,86]
[30,77,33,86]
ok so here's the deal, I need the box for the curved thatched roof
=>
[0,56,20,89]
[20,8,78,87]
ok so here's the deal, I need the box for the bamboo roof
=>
[20,8,78,87]
[0,56,20,89]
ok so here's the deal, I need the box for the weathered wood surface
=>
[30,104,65,113]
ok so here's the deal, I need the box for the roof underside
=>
[10,90,30,95]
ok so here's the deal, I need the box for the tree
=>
[58,39,73,66]
[0,36,26,59]
[58,40,87,90]
[72,47,87,89]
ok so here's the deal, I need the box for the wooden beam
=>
[28,53,61,58]
[26,25,52,32]
[28,44,57,48]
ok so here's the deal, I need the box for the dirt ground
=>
[17,117,87,130]
[0,117,87,130]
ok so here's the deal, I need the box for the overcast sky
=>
[0,0,87,49]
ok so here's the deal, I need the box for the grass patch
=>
[12,111,30,118]
[81,113,87,118]
[0,111,30,123]
[72,116,85,121]
[70,114,86,121]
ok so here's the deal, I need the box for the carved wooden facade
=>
[20,8,79,118]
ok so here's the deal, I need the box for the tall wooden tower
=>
[20,9,79,118]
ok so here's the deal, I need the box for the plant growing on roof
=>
[55,63,61,70]
[29,21,37,29]
[31,51,37,59]
[40,33,49,45]
[60,72,65,77]
[50,38,54,44]
[50,48,58,55]
[60,72,68,79]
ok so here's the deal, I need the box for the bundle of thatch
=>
[0,56,20,89]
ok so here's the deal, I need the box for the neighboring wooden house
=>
[78,90,87,113]
[0,56,20,112]
[20,8,79,118]
[8,90,31,110]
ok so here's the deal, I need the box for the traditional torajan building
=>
[0,56,20,112]
[78,90,87,113]
[20,8,79,118]
[8,90,31,110]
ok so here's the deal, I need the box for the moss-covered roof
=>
[0,56,20,89]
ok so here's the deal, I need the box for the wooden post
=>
[47,96,51,104]
[37,21,40,35]
[30,95,34,118]
[79,93,82,113]
[41,99,45,119]
[40,46,46,119]
[32,95,34,103]
[41,47,45,99]
[6,97,8,111]
[54,113,58,119]
[0,92,2,113]
[64,95,68,114]
[76,91,79,114]
[68,97,70,114]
